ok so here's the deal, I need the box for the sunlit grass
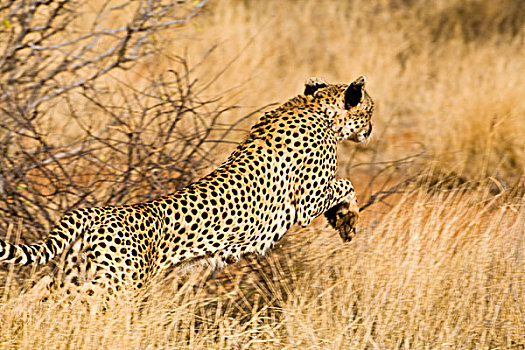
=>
[1,187,523,349]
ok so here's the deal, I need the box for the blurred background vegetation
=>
[1,0,524,348]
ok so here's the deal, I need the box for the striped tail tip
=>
[0,240,49,265]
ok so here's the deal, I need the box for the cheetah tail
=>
[0,211,85,266]
[0,238,55,266]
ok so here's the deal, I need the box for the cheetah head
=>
[304,76,374,142]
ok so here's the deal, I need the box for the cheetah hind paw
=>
[325,201,359,242]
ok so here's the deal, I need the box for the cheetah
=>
[0,76,374,297]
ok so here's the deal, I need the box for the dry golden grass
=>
[1,188,523,348]
[165,0,525,183]
[1,0,525,348]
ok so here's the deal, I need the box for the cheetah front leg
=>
[323,179,360,242]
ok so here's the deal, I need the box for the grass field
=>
[1,0,524,348]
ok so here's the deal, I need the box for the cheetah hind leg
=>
[17,275,54,305]
[14,275,109,312]
[11,275,58,313]
[325,199,360,242]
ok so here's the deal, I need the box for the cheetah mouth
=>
[336,127,372,142]
[351,123,372,143]
[349,134,367,143]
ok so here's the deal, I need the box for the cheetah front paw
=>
[324,200,359,242]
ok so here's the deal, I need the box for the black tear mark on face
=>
[364,121,373,139]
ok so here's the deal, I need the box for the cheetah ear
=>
[344,75,366,109]
[304,77,328,96]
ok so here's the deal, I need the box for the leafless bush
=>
[1,0,209,112]
[0,0,265,248]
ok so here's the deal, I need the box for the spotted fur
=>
[0,76,374,296]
